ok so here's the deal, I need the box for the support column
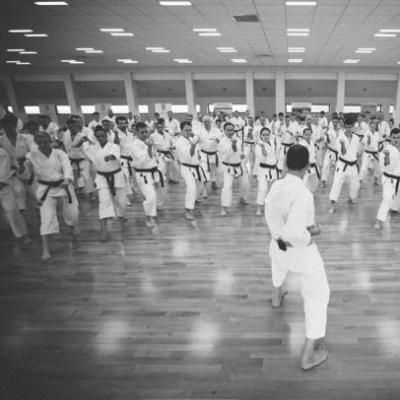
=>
[394,74,400,127]
[124,72,139,115]
[3,74,23,116]
[336,72,345,113]
[275,71,285,114]
[63,74,80,115]
[184,72,197,118]
[245,71,255,117]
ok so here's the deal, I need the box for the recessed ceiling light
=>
[288,58,303,63]
[217,47,235,50]
[16,62,31,65]
[61,59,74,62]
[380,29,400,33]
[286,1,317,5]
[358,47,376,51]
[397,61,400,64]
[110,32,134,36]
[146,47,164,50]
[24,33,48,37]
[219,49,237,53]
[374,33,396,37]
[343,59,360,64]
[231,58,247,63]
[193,28,217,32]
[159,1,192,5]
[20,51,38,54]
[288,47,306,52]
[151,49,170,53]
[8,29,33,33]
[76,47,94,51]
[34,1,69,5]
[117,59,138,64]
[6,61,20,63]
[174,58,192,63]
[287,28,310,32]
[7,49,25,52]
[287,32,309,36]
[355,50,372,54]
[69,60,85,64]
[100,28,124,32]
[198,32,221,37]
[85,50,104,53]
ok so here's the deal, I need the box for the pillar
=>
[245,71,255,117]
[63,74,80,115]
[393,74,400,127]
[275,71,285,114]
[124,72,139,115]
[336,72,345,113]
[184,72,197,118]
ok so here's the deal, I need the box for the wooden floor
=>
[1,175,400,400]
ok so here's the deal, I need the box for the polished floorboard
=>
[1,174,400,400]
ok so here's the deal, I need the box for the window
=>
[286,104,293,113]
[311,104,330,113]
[390,105,394,114]
[56,105,71,114]
[139,105,149,114]
[343,105,361,113]
[81,105,95,114]
[111,105,129,114]
[7,106,13,112]
[376,105,382,112]
[24,106,40,115]
[171,104,200,113]
[232,104,248,112]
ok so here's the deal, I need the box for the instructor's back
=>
[265,144,330,371]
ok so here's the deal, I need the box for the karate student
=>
[88,112,101,131]
[164,111,181,183]
[317,111,328,131]
[219,122,249,216]
[165,111,180,137]
[265,144,330,371]
[38,114,59,141]
[198,115,222,193]
[243,116,258,178]
[359,120,382,186]
[63,117,95,195]
[175,121,206,221]
[321,116,341,187]
[255,127,278,216]
[375,128,400,229]
[19,131,80,260]
[102,119,116,143]
[230,110,245,131]
[132,122,162,227]
[329,118,362,214]
[299,127,320,193]
[277,115,296,173]
[83,126,126,242]
[114,116,136,203]
[377,112,390,141]
[0,145,31,244]
[150,118,175,208]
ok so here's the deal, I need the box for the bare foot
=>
[220,208,227,217]
[256,208,262,216]
[272,288,288,308]
[184,210,195,221]
[41,252,51,260]
[374,221,383,230]
[301,339,329,371]
[328,207,335,214]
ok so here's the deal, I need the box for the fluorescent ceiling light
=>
[69,60,84,64]
[287,32,309,36]
[85,50,103,53]
[358,48,376,51]
[355,50,372,53]
[380,29,400,33]
[397,61,400,64]
[287,28,310,32]
[374,33,396,37]
[117,59,138,63]
[217,47,235,50]
[24,33,48,37]
[111,32,134,36]
[61,59,74,62]
[286,1,317,5]
[8,29,33,33]
[231,58,247,63]
[16,62,31,65]
[193,28,217,32]
[100,28,124,32]
[288,58,303,62]
[151,49,170,53]
[198,32,221,36]
[76,47,94,51]
[174,58,192,63]
[146,47,164,50]
[343,59,360,63]
[219,49,237,53]
[20,51,38,54]
[34,1,69,5]
[288,47,305,52]
[159,1,192,5]
[7,49,25,52]
[6,61,20,63]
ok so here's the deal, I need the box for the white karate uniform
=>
[175,136,204,210]
[230,116,245,131]
[198,125,222,182]
[299,138,320,193]
[63,129,94,193]
[379,120,390,140]
[39,122,59,141]
[321,128,341,183]
[265,174,330,339]
[277,125,296,172]
[376,143,400,222]
[88,119,101,132]
[84,142,126,220]
[0,148,28,238]
[116,128,136,195]
[25,148,79,236]
[360,130,382,181]
[255,142,278,206]
[318,116,328,130]
[329,132,361,202]
[165,118,180,137]
[218,136,249,208]
[242,125,257,177]
[131,139,159,217]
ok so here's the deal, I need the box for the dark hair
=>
[136,121,147,131]
[260,127,271,135]
[223,122,234,130]
[23,120,39,133]
[115,116,128,124]
[157,118,165,125]
[344,117,355,126]
[180,121,192,130]
[278,112,284,117]
[303,127,312,134]
[92,111,99,116]
[390,128,400,136]
[286,144,309,171]
[39,114,50,120]
[66,117,78,126]
[1,112,18,128]
[320,111,325,115]
[94,125,104,134]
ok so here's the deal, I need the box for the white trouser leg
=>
[300,260,330,339]
[321,152,333,182]
[377,178,396,222]
[210,162,217,182]
[329,167,346,202]
[256,174,269,206]
[98,187,126,219]
[304,170,319,193]
[0,185,28,238]
[10,176,26,211]
[181,166,197,210]
[81,160,95,194]
[61,188,80,229]
[348,167,360,200]
[167,159,180,182]
[137,176,157,217]
[39,196,59,236]
[359,153,371,181]
[120,159,133,195]
[221,170,234,207]
[271,259,288,288]
[239,170,249,200]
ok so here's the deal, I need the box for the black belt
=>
[97,168,122,196]
[364,149,379,162]
[281,142,294,155]
[69,157,85,176]
[157,149,175,160]
[327,147,338,161]
[121,155,133,176]
[383,172,400,195]
[134,166,164,187]
[201,149,219,171]
[244,141,255,145]
[38,179,72,204]
[309,163,321,179]
[338,157,358,172]
[181,162,207,182]
[222,161,243,177]
[259,163,279,180]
